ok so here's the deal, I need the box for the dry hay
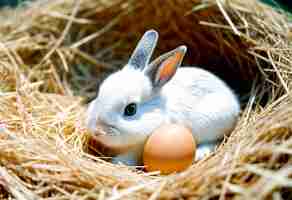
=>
[0,0,292,199]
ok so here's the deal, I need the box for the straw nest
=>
[0,0,292,199]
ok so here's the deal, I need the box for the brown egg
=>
[143,123,196,174]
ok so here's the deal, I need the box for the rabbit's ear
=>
[144,45,187,88]
[127,30,158,70]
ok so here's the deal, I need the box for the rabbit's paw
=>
[195,142,217,160]
[111,151,141,166]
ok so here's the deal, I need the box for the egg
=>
[143,123,196,174]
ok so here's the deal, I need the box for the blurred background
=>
[0,0,291,13]
[0,0,21,7]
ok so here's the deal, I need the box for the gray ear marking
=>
[144,45,187,88]
[128,30,158,70]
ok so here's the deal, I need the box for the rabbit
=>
[86,30,240,166]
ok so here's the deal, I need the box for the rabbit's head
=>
[86,30,186,151]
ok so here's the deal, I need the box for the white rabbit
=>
[86,30,240,166]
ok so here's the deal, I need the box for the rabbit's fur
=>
[86,30,240,165]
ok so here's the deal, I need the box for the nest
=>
[0,0,292,199]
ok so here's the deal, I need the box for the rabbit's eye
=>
[124,103,137,116]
